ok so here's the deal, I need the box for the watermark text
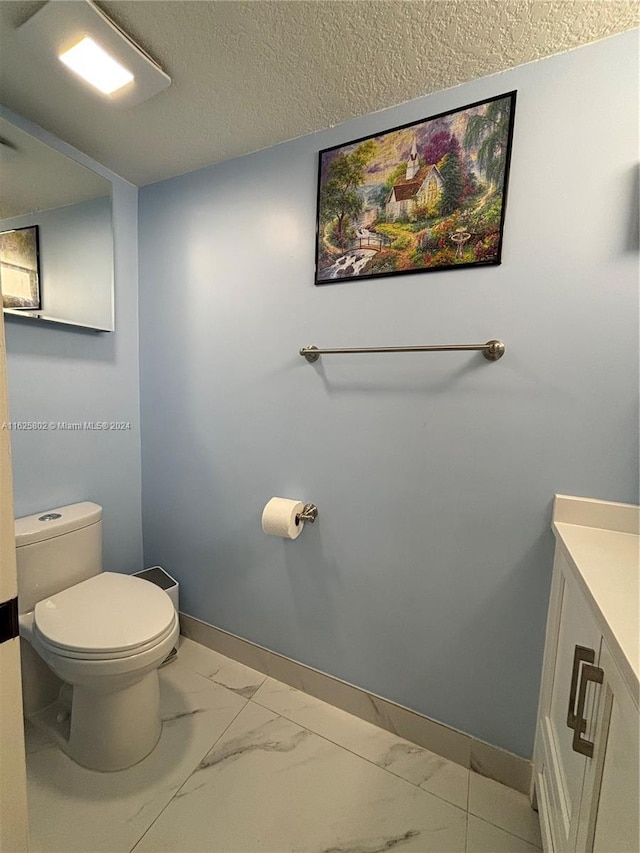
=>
[1,421,132,431]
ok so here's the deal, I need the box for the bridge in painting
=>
[352,235,387,252]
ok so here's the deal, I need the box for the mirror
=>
[0,116,114,331]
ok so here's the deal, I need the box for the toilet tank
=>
[16,502,103,614]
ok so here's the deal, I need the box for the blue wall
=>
[137,32,638,758]
[2,107,143,575]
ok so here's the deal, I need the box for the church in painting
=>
[385,139,443,221]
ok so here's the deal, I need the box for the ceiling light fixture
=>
[15,0,170,108]
[59,36,134,95]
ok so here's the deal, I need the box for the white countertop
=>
[552,496,639,706]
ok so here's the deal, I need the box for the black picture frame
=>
[315,91,516,285]
[0,225,41,310]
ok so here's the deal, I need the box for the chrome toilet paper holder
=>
[295,504,318,525]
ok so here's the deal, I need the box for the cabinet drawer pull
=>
[567,645,595,731]
[572,662,604,757]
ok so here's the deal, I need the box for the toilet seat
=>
[35,616,178,660]
[33,572,177,659]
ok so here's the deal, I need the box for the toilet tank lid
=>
[15,502,102,547]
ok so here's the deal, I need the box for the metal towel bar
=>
[299,339,505,362]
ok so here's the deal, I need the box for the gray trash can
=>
[133,566,179,664]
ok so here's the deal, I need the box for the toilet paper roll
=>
[261,497,305,539]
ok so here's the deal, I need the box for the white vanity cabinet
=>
[588,642,639,852]
[533,496,639,853]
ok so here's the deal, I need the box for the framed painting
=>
[315,91,516,284]
[0,225,41,310]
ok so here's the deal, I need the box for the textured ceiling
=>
[0,1,638,186]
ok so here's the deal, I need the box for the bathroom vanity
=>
[532,495,639,853]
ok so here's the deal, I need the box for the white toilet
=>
[16,501,179,772]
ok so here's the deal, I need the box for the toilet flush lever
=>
[296,504,318,524]
[39,513,62,521]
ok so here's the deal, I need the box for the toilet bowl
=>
[16,503,179,771]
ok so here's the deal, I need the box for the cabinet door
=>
[537,550,603,852]
[577,642,639,852]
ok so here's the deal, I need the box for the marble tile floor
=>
[25,637,542,853]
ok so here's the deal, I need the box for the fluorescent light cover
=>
[59,36,133,95]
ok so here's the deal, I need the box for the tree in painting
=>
[319,140,376,248]
[438,136,464,216]
[464,98,512,190]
